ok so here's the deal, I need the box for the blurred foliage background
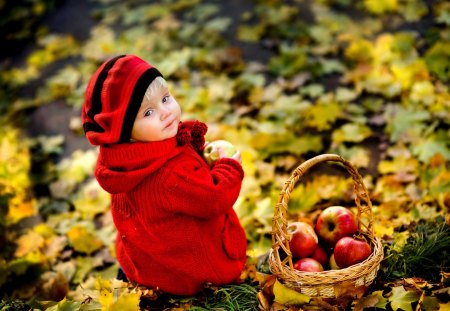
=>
[0,0,449,310]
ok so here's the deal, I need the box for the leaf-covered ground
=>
[0,0,449,310]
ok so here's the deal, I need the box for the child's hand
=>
[218,147,242,164]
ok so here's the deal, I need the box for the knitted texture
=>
[95,121,247,295]
[82,55,162,145]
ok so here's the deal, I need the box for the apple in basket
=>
[329,254,340,270]
[311,244,328,267]
[333,236,372,268]
[315,206,358,245]
[293,258,324,272]
[203,140,237,166]
[288,222,318,259]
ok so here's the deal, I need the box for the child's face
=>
[131,84,181,142]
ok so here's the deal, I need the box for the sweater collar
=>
[95,137,180,194]
[99,137,178,167]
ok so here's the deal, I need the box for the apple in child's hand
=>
[311,245,328,267]
[203,140,237,166]
[293,258,324,272]
[315,206,358,245]
[333,236,372,268]
[288,222,318,259]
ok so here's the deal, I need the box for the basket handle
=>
[271,154,374,270]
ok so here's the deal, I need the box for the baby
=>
[81,55,247,296]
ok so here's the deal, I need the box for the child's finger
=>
[231,150,242,163]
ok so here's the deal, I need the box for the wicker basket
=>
[268,154,384,298]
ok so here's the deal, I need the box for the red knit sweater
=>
[95,121,247,295]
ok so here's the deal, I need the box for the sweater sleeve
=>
[163,156,244,219]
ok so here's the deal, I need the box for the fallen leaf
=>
[14,230,45,257]
[273,279,311,306]
[67,225,103,255]
[334,281,367,299]
[44,297,81,311]
[388,286,419,311]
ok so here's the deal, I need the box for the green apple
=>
[203,140,237,166]
[329,253,340,270]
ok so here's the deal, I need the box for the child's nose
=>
[160,107,171,120]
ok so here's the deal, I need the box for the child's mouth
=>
[165,119,175,129]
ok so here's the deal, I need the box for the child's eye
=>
[162,95,170,103]
[144,109,153,117]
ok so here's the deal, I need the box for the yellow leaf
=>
[57,149,98,184]
[6,192,37,225]
[345,39,374,64]
[410,80,435,105]
[391,59,429,90]
[14,230,45,257]
[109,292,140,311]
[67,225,103,255]
[374,34,395,64]
[378,156,419,174]
[73,179,111,220]
[0,126,36,224]
[374,222,394,237]
[34,223,55,239]
[96,278,139,311]
[364,0,398,14]
[99,287,114,311]
[440,302,450,311]
[273,279,310,306]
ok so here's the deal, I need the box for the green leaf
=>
[374,290,389,309]
[299,84,325,98]
[412,135,450,163]
[319,59,346,74]
[302,98,342,130]
[46,298,81,311]
[384,105,430,142]
[268,45,308,78]
[237,25,264,42]
[335,87,359,102]
[333,145,370,168]
[124,4,171,25]
[425,42,450,81]
[389,286,419,311]
[399,0,429,22]
[436,9,450,25]
[422,296,440,311]
[332,123,372,144]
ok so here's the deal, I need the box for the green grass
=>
[383,217,450,283]
[189,283,260,311]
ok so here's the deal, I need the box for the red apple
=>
[333,237,372,268]
[311,245,328,266]
[329,254,340,270]
[203,140,237,166]
[315,206,358,245]
[288,222,319,259]
[293,258,324,272]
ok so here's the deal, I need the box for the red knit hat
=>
[82,55,163,145]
